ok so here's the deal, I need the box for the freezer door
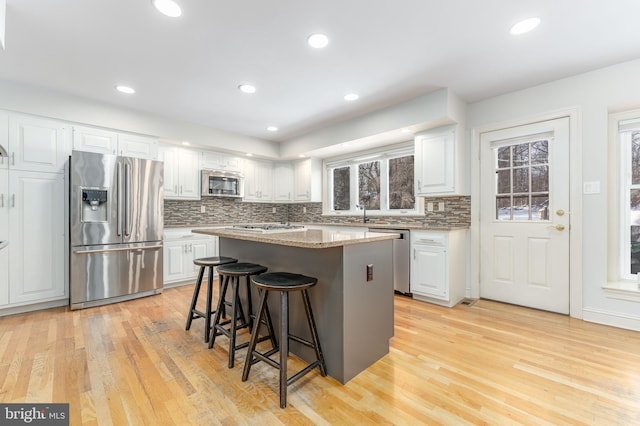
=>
[70,151,121,246]
[122,156,163,244]
[70,242,163,306]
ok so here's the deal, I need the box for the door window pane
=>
[497,170,511,194]
[333,167,350,211]
[531,140,549,164]
[359,161,380,210]
[513,168,529,193]
[532,195,549,221]
[496,196,511,221]
[532,166,549,192]
[389,155,415,209]
[497,146,511,168]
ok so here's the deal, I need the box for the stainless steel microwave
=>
[201,170,244,197]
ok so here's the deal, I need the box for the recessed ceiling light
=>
[510,17,540,35]
[298,154,306,158]
[152,0,182,18]
[181,141,190,146]
[238,84,256,94]
[344,93,359,101]
[341,143,349,147]
[115,85,136,94]
[307,33,329,49]
[246,153,253,157]
[401,128,411,133]
[267,126,278,132]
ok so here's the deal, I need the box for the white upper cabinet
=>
[273,162,293,202]
[159,145,200,200]
[294,158,322,202]
[201,151,244,173]
[0,169,8,306]
[0,111,8,170]
[73,125,158,160]
[415,125,458,195]
[117,133,159,159]
[9,114,70,174]
[243,158,273,202]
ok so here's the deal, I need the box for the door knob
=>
[556,209,565,216]
[554,224,565,231]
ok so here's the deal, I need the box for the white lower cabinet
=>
[163,229,219,287]
[411,229,467,307]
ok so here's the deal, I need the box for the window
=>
[620,121,640,279]
[325,144,419,216]
[494,139,550,221]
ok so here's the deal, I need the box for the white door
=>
[480,118,570,314]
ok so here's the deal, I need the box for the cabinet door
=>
[242,159,259,200]
[415,128,455,195]
[119,134,159,160]
[0,111,8,170]
[257,160,273,201]
[72,126,118,155]
[189,240,209,276]
[412,246,448,299]
[294,158,321,201]
[274,163,293,202]
[9,115,70,173]
[0,169,7,306]
[164,240,187,283]
[159,146,179,198]
[178,149,200,199]
[8,171,65,304]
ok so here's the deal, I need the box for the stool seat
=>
[193,256,238,267]
[243,271,326,408]
[216,262,268,276]
[185,256,238,343]
[252,272,316,291]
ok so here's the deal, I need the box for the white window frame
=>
[619,119,640,281]
[323,143,423,216]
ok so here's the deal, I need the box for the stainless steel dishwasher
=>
[368,228,411,295]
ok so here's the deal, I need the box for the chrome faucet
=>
[357,204,370,223]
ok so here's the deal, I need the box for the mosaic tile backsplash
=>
[165,196,470,227]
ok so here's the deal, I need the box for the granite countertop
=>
[192,227,400,249]
[167,222,469,231]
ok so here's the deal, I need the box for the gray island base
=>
[193,228,397,384]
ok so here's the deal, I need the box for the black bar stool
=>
[242,272,327,409]
[185,256,238,342]
[209,262,277,368]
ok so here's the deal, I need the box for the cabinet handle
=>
[189,243,193,252]
[413,248,416,260]
[11,152,15,166]
[0,194,3,208]
[417,179,421,190]
[11,194,15,208]
[180,185,183,194]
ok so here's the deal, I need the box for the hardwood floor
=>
[1,286,639,425]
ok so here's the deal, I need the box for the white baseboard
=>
[582,307,640,332]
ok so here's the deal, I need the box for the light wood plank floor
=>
[1,285,640,425]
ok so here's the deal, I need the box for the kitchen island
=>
[193,226,399,384]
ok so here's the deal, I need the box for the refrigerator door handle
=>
[73,244,163,255]
[125,162,132,237]
[116,162,123,236]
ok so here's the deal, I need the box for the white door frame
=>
[470,107,583,318]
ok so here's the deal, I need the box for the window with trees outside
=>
[326,145,419,216]
[620,122,640,280]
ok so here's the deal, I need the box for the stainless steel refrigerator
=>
[70,150,164,310]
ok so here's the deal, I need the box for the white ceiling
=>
[1,0,640,144]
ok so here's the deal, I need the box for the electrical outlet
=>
[438,202,445,211]
[303,206,307,213]
[272,207,276,213]
[427,202,434,212]
[366,264,374,282]
[200,205,206,213]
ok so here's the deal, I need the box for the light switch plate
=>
[438,202,445,211]
[200,205,206,213]
[427,202,434,212]
[583,181,601,194]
